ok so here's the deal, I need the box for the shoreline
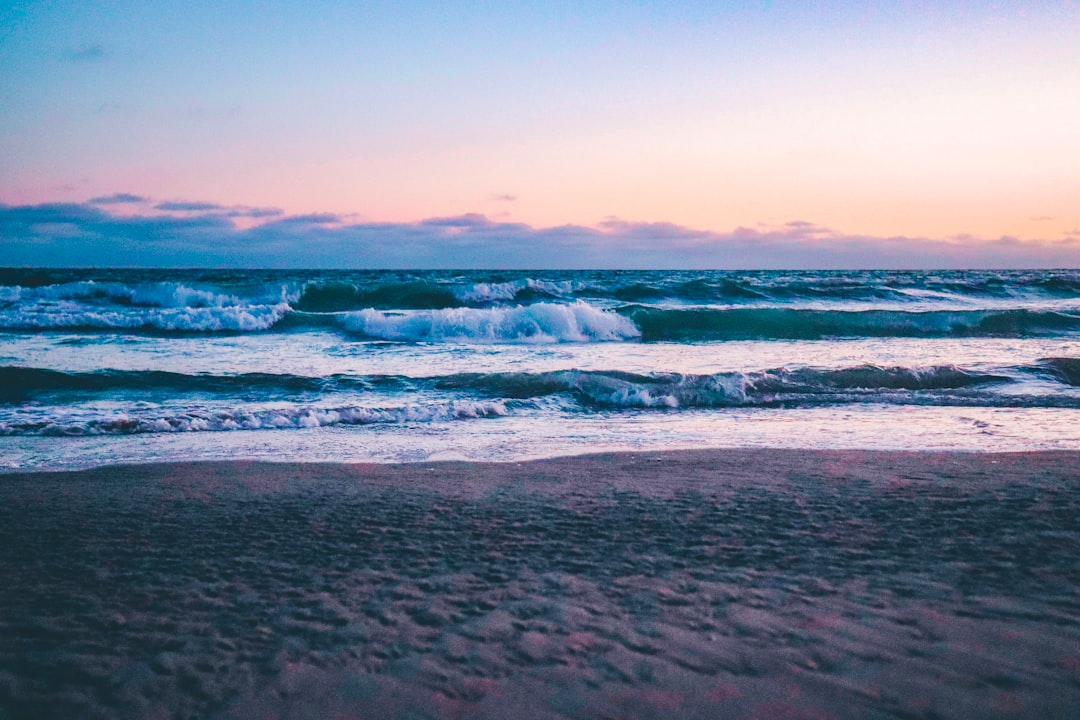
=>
[4,444,1080,477]
[2,448,1078,719]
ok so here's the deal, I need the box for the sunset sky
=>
[1,1,1078,268]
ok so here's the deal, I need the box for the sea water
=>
[1,268,1078,470]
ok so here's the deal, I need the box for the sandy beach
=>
[1,449,1078,719]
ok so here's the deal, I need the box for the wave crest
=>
[1040,357,1080,386]
[439,364,1010,408]
[0,303,291,332]
[2,279,298,308]
[339,302,640,343]
[0,400,510,436]
[625,306,1080,341]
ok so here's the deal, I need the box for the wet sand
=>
[1,449,1078,719]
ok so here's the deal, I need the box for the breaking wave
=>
[436,365,1015,408]
[0,400,511,436]
[0,279,299,308]
[338,302,641,343]
[0,303,292,332]
[2,362,1045,408]
[3,269,1080,342]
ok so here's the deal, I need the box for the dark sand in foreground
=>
[1,449,1078,719]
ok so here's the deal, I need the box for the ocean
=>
[2,268,1079,470]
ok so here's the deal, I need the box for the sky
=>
[1,0,1078,268]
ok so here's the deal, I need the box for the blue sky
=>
[1,1,1078,267]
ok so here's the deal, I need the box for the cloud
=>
[597,219,709,241]
[147,199,283,218]
[781,220,835,237]
[1,201,1078,269]
[88,193,147,205]
[229,207,284,219]
[266,213,341,226]
[67,45,107,63]
[85,196,282,220]
[421,213,493,229]
[154,201,224,212]
[492,193,517,202]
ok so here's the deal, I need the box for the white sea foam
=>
[0,303,292,331]
[11,280,300,309]
[454,281,521,303]
[454,279,580,304]
[0,400,510,436]
[338,302,640,343]
[562,371,749,408]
